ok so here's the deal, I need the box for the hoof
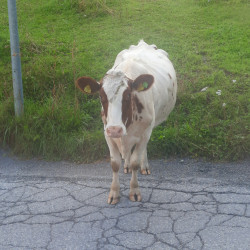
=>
[141,169,151,175]
[129,191,142,202]
[108,189,120,205]
[124,167,132,174]
[107,196,120,205]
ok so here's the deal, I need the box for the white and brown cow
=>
[76,40,177,204]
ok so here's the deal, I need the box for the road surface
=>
[0,149,250,249]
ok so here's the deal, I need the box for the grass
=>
[0,0,249,162]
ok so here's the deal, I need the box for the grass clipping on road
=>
[0,0,249,162]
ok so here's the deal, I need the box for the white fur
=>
[102,71,129,136]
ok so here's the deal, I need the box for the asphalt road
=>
[0,149,250,250]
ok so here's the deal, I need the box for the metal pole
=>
[8,0,24,117]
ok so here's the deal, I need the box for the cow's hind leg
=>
[140,148,151,175]
[123,154,131,174]
[123,144,136,174]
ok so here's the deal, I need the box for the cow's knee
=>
[130,160,140,171]
[111,160,120,172]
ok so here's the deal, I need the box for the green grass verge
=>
[0,0,249,161]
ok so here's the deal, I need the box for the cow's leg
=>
[123,152,131,174]
[106,137,121,205]
[140,148,151,175]
[123,144,136,174]
[129,128,152,201]
[109,159,121,204]
[129,158,141,202]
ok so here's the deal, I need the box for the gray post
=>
[8,0,24,117]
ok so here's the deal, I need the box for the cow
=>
[76,40,177,204]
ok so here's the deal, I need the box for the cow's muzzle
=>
[106,126,123,138]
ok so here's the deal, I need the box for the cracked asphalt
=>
[0,149,250,250]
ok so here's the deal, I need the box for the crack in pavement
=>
[0,151,250,249]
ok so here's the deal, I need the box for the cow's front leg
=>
[129,160,142,202]
[106,137,121,205]
[129,128,152,201]
[108,160,121,204]
[129,145,144,202]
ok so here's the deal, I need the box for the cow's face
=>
[76,72,154,138]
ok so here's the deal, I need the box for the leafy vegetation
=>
[0,0,249,161]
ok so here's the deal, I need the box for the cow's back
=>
[109,40,177,127]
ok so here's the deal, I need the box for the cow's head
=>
[76,71,154,138]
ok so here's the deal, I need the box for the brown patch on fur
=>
[139,116,143,121]
[134,95,144,113]
[130,162,140,171]
[122,87,132,128]
[168,73,172,79]
[99,88,108,118]
[111,161,119,172]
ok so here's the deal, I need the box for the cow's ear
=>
[131,74,154,92]
[76,76,101,94]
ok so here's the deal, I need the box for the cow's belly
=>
[154,92,176,127]
[153,74,177,127]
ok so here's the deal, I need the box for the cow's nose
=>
[106,126,123,138]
